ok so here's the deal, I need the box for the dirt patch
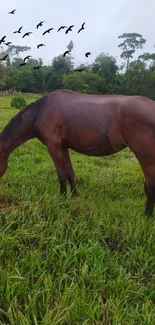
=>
[0,203,18,213]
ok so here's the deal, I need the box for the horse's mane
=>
[0,94,47,139]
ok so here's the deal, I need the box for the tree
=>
[46,71,63,91]
[38,58,43,66]
[52,55,74,74]
[138,52,155,71]
[125,60,151,96]
[63,72,89,93]
[6,45,31,59]
[82,71,105,94]
[108,74,126,94]
[12,58,25,69]
[10,68,35,92]
[92,53,118,92]
[0,63,6,88]
[118,33,146,71]
[67,40,74,52]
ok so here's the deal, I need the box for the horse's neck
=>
[1,107,37,156]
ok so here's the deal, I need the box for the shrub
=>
[11,96,27,110]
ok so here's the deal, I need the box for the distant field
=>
[0,93,155,324]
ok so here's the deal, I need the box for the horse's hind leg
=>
[63,148,78,197]
[47,141,68,197]
[125,126,155,217]
[144,180,155,217]
[131,154,155,217]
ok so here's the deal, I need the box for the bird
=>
[43,28,54,35]
[78,22,85,33]
[5,42,12,46]
[63,50,71,57]
[23,55,32,62]
[65,25,74,34]
[0,54,9,61]
[13,26,23,34]
[22,32,33,38]
[85,52,91,57]
[36,21,45,29]
[37,43,45,49]
[0,36,6,44]
[20,62,26,67]
[8,9,16,14]
[34,66,42,70]
[57,26,67,32]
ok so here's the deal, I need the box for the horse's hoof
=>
[71,191,78,198]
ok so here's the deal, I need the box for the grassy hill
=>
[0,93,155,324]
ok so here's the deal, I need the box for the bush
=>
[11,96,27,110]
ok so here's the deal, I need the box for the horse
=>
[0,89,155,217]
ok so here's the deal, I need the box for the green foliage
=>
[108,74,126,94]
[126,60,152,97]
[1,31,155,100]
[46,71,63,91]
[7,45,31,58]
[138,52,155,62]
[52,55,74,74]
[118,33,146,71]
[0,79,5,90]
[92,53,118,80]
[63,72,89,93]
[0,98,155,323]
[92,53,118,92]
[81,71,105,93]
[11,96,27,109]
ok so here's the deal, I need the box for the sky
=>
[0,0,155,67]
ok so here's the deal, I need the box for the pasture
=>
[0,94,155,324]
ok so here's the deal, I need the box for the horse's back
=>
[47,90,155,128]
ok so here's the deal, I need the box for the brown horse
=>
[0,89,155,216]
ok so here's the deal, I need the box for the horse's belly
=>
[70,141,125,157]
[67,128,125,157]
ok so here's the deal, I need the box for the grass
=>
[0,93,155,324]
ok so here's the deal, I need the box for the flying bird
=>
[78,22,85,33]
[0,36,6,44]
[43,28,54,35]
[63,50,71,57]
[36,21,45,29]
[20,62,26,67]
[8,9,16,14]
[22,32,33,38]
[65,25,74,34]
[13,26,23,34]
[5,42,12,46]
[34,66,42,70]
[37,43,45,49]
[23,55,32,62]
[85,52,91,57]
[57,26,67,32]
[0,54,9,61]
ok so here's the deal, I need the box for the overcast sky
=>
[0,0,155,67]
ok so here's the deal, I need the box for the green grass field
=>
[0,93,155,324]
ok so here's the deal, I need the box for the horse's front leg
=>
[47,142,68,197]
[63,148,78,197]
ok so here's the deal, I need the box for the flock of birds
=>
[0,9,91,71]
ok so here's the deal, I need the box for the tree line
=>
[0,32,155,100]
